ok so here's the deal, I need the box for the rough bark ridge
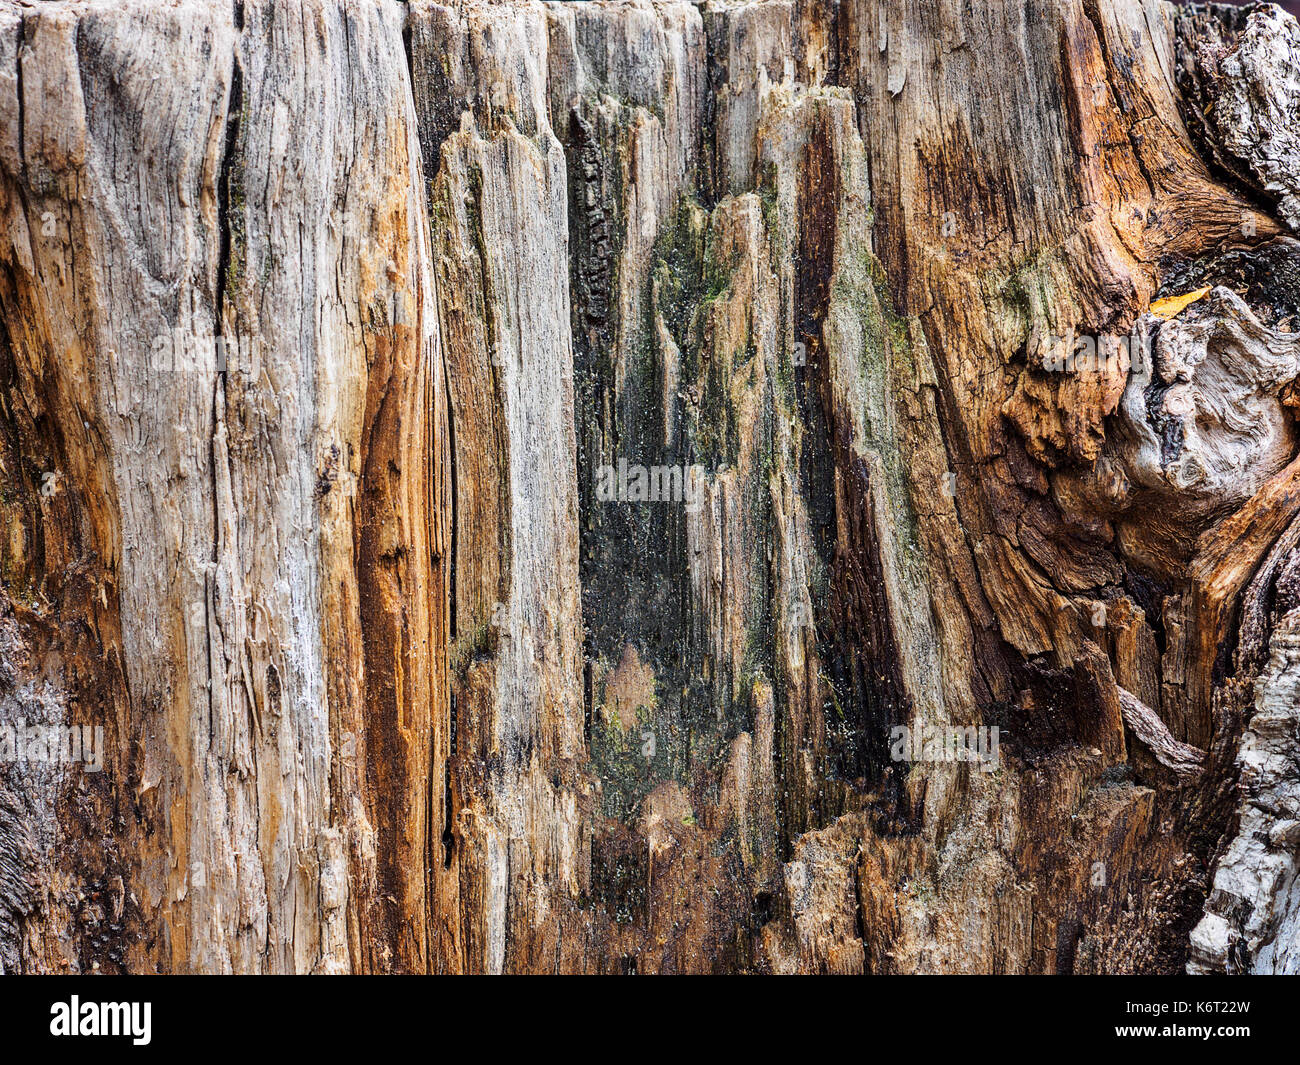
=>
[1,0,1299,974]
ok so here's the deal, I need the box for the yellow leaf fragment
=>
[1150,286,1212,321]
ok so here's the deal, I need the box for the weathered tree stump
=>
[1,0,1299,974]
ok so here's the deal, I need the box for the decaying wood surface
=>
[2,0,1300,974]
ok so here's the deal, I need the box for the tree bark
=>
[2,0,1299,974]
